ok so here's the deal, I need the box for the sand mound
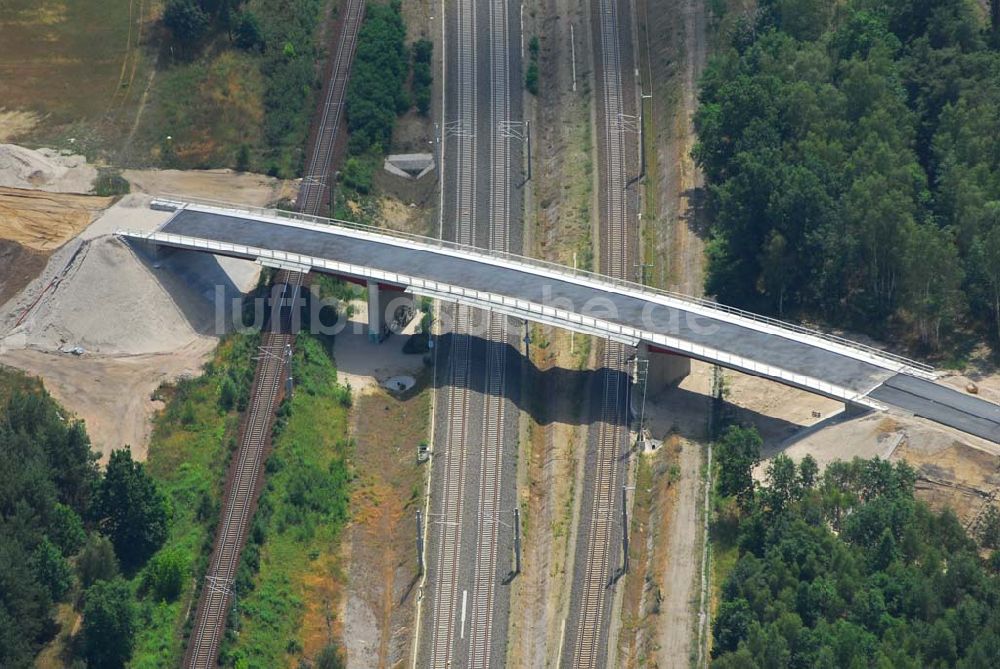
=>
[22,237,209,356]
[0,143,97,193]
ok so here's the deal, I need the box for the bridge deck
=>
[119,203,1000,443]
[161,208,893,390]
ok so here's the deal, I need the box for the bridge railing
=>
[149,195,935,378]
[119,226,892,409]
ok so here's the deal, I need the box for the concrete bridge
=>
[117,199,1000,443]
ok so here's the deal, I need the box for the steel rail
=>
[466,0,515,664]
[296,0,366,215]
[184,0,365,662]
[429,0,480,662]
[568,0,633,663]
[185,271,302,668]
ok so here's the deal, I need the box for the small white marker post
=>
[461,590,468,639]
[570,24,577,92]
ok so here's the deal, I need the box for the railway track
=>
[184,271,302,668]
[466,0,515,664]
[430,305,474,665]
[427,0,478,660]
[184,0,365,664]
[564,0,637,664]
[297,0,366,215]
[423,0,520,664]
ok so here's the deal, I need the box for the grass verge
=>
[220,334,352,668]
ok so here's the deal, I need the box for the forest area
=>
[711,426,1000,667]
[0,369,172,669]
[695,0,1000,357]
[0,326,354,668]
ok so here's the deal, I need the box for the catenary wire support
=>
[204,575,232,596]
[615,113,640,134]
[621,486,629,574]
[498,120,532,186]
[444,119,474,138]
[302,175,327,189]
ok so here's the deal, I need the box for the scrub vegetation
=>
[0,353,231,669]
[148,0,329,175]
[337,0,409,204]
[1,327,357,668]
[219,334,352,668]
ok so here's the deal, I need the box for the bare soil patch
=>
[0,144,98,193]
[0,187,112,250]
[123,167,298,205]
[894,425,1000,526]
[340,384,429,668]
[0,343,211,461]
[12,237,216,356]
[0,193,260,461]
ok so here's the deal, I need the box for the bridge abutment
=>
[640,342,691,388]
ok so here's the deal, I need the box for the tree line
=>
[711,425,1000,667]
[340,2,436,199]
[0,374,171,668]
[695,0,1000,353]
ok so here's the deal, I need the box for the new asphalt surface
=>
[152,210,1000,443]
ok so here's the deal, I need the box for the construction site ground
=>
[339,383,427,667]
[0,146,297,460]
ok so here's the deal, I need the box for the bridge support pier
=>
[640,342,691,389]
[367,281,416,343]
[367,281,384,343]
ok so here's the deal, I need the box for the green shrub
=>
[82,578,136,669]
[164,0,210,48]
[145,546,188,602]
[94,170,131,197]
[346,2,409,155]
[341,155,375,194]
[218,375,237,412]
[412,38,433,115]
[525,62,539,95]
[33,537,73,601]
[78,533,120,588]
[234,10,265,52]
